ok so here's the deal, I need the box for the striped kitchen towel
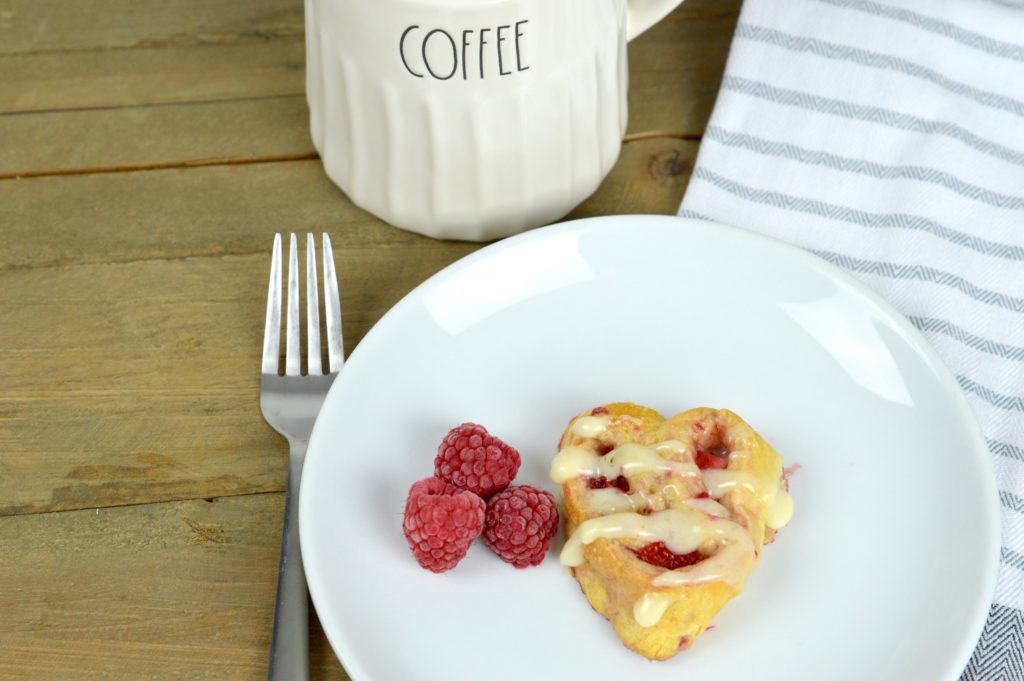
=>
[679,0,1024,677]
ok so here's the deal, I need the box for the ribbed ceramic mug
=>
[305,0,685,241]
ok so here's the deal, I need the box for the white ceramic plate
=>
[300,215,999,681]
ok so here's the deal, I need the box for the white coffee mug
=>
[305,0,685,241]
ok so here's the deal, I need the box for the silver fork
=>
[261,232,344,681]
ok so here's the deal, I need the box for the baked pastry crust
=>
[552,402,792,660]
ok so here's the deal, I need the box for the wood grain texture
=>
[576,137,698,217]
[627,1,740,135]
[0,137,694,516]
[0,0,737,174]
[0,0,304,54]
[0,96,314,176]
[0,494,348,680]
[0,159,454,271]
[1,44,306,114]
[0,238,473,516]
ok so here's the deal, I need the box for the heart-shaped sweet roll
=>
[550,403,793,660]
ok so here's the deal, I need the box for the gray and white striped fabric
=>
[679,0,1024,677]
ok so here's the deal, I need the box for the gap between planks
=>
[0,92,306,118]
[0,152,321,181]
[0,131,701,181]
[1,488,287,520]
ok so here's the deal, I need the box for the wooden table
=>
[0,1,738,677]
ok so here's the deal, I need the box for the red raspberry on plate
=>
[402,476,485,573]
[483,485,559,568]
[434,423,521,498]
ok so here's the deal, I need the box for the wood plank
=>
[0,160,422,272]
[0,0,304,112]
[0,43,306,115]
[0,1,736,172]
[0,245,475,516]
[576,137,697,217]
[627,1,740,135]
[0,96,314,176]
[0,137,695,270]
[0,494,349,680]
[0,137,695,515]
[0,0,303,54]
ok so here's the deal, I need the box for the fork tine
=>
[285,234,301,376]
[322,233,344,372]
[261,234,282,375]
[305,234,322,376]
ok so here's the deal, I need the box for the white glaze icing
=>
[654,439,691,458]
[701,469,758,498]
[634,592,676,628]
[583,483,728,518]
[550,443,700,485]
[571,415,610,438]
[583,488,641,515]
[682,497,731,519]
[701,470,794,530]
[651,527,755,590]
[765,487,795,529]
[562,510,687,565]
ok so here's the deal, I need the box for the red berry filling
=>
[634,541,704,570]
[695,449,729,470]
[692,421,731,470]
[588,475,630,492]
[590,407,610,416]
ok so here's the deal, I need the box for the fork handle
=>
[267,443,309,681]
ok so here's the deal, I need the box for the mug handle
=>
[626,0,686,41]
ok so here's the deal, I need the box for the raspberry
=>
[483,485,559,568]
[635,542,704,570]
[693,422,730,470]
[434,423,521,498]
[402,476,485,573]
[587,475,630,492]
[694,449,729,470]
